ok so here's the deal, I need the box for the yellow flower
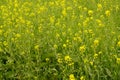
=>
[38,26,42,32]
[37,6,46,14]
[69,74,75,80]
[98,51,102,54]
[117,41,120,47]
[116,58,120,64]
[73,37,77,41]
[19,17,25,24]
[21,51,25,55]
[90,17,93,20]
[105,10,110,16]
[83,7,87,11]
[49,1,54,6]
[0,29,3,35]
[113,55,117,58]
[90,61,93,66]
[50,16,55,24]
[84,58,88,63]
[96,19,101,24]
[54,44,58,49]
[64,55,71,62]
[14,3,18,7]
[66,40,69,43]
[67,6,72,10]
[88,29,93,34]
[80,15,83,19]
[61,0,65,7]
[93,39,99,47]
[63,44,67,48]
[34,45,39,50]
[78,6,82,10]
[79,45,86,52]
[29,12,35,17]
[57,58,62,63]
[88,10,93,16]
[83,20,88,26]
[3,41,8,46]
[46,58,50,62]
[78,37,82,42]
[16,33,21,38]
[56,33,60,38]
[68,62,74,66]
[84,30,88,33]
[80,76,85,80]
[62,8,67,16]
[78,23,81,26]
[86,17,90,22]
[97,3,102,11]
[96,19,104,27]
[94,53,98,59]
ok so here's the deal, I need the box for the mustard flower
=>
[84,58,88,63]
[64,55,71,62]
[16,33,21,38]
[97,3,102,11]
[90,61,93,66]
[116,58,120,64]
[80,76,85,80]
[79,45,86,52]
[83,7,87,11]
[88,10,93,16]
[3,41,8,46]
[46,58,50,62]
[93,39,99,47]
[0,29,3,35]
[69,74,75,80]
[34,45,39,50]
[68,62,74,66]
[105,10,110,16]
[50,16,55,24]
[57,58,63,63]
[54,44,58,49]
[117,41,120,47]
[94,53,98,59]
[63,44,67,48]
[62,8,67,16]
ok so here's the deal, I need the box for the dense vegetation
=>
[0,0,120,80]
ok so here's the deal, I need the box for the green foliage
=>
[0,0,120,80]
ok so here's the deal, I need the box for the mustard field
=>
[0,0,120,80]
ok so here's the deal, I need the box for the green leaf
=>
[105,68,112,77]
